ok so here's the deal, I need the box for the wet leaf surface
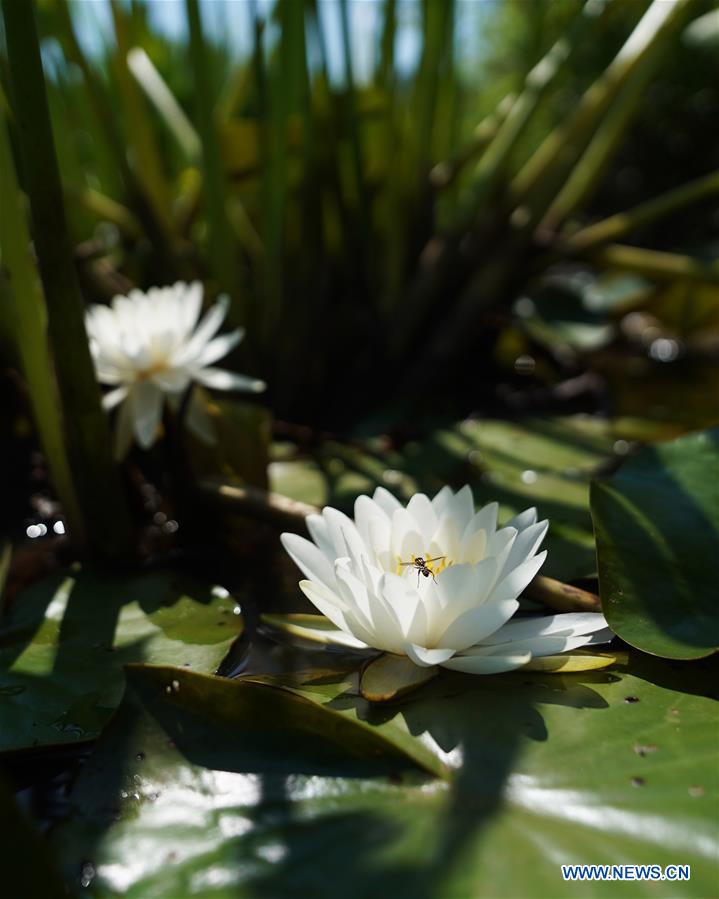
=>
[592,428,719,659]
[50,655,718,898]
[0,569,243,754]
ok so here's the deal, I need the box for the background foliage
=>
[0,0,717,897]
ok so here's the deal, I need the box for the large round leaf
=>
[592,428,719,659]
[50,656,718,898]
[0,569,243,754]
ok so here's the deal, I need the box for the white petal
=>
[323,507,366,562]
[460,503,499,562]
[281,533,336,590]
[430,561,498,635]
[435,562,478,613]
[406,493,437,542]
[197,329,244,367]
[473,501,499,536]
[501,520,548,577]
[379,573,428,645]
[447,485,475,533]
[506,634,593,656]
[391,508,424,562]
[339,567,403,651]
[305,514,335,561]
[405,644,457,668]
[437,598,520,651]
[298,579,350,632]
[460,527,487,564]
[367,516,393,571]
[486,525,518,559]
[186,296,229,353]
[151,368,192,392]
[430,485,454,517]
[505,506,538,532]
[485,612,609,644]
[179,280,204,335]
[372,486,403,517]
[428,513,462,562]
[102,385,129,410]
[354,495,388,547]
[129,381,164,448]
[488,550,547,604]
[194,367,266,392]
[441,651,531,675]
[281,621,368,650]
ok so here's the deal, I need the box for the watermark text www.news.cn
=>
[561,864,690,882]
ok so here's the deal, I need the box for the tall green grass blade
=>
[430,93,514,191]
[413,0,452,182]
[64,182,143,241]
[339,0,368,228]
[541,16,683,232]
[590,244,719,284]
[126,47,201,162]
[378,0,396,89]
[185,0,243,320]
[109,0,174,236]
[52,0,177,273]
[1,0,133,559]
[566,169,719,252]
[511,0,693,229]
[0,110,84,547]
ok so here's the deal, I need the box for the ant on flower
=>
[398,555,446,586]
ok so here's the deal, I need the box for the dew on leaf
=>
[634,744,659,756]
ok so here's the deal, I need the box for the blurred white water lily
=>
[280,485,612,679]
[86,281,265,456]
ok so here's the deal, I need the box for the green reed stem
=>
[0,112,85,547]
[1,0,133,559]
[185,0,243,321]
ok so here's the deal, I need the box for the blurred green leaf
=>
[592,428,719,660]
[0,569,243,754]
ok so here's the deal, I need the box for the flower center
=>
[136,361,168,381]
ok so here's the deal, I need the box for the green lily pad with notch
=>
[0,568,243,754]
[592,428,719,659]
[49,655,718,898]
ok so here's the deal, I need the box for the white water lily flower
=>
[86,281,265,456]
[281,485,612,675]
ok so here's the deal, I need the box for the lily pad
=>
[49,656,718,898]
[360,653,439,702]
[592,428,719,659]
[0,569,243,754]
[0,777,66,899]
